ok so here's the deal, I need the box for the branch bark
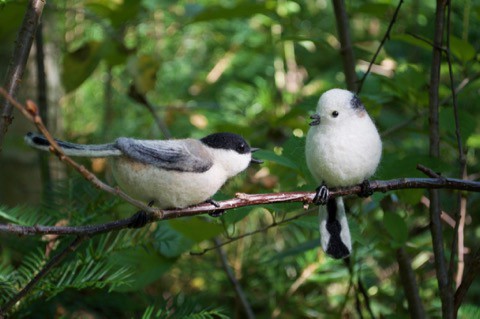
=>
[1,175,480,237]
[0,0,46,153]
[331,0,357,91]
[396,248,426,318]
[428,1,454,318]
[0,236,87,317]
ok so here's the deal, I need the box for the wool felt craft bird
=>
[25,132,262,210]
[305,89,382,259]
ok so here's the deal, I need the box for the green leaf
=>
[62,41,103,93]
[449,36,476,63]
[467,134,480,149]
[255,149,299,170]
[383,211,408,247]
[86,0,141,28]
[169,217,223,242]
[396,189,424,205]
[439,108,476,147]
[153,222,194,258]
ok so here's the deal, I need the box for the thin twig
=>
[191,210,313,255]
[0,0,46,152]
[214,238,255,319]
[0,236,87,316]
[357,0,404,94]
[454,246,480,312]
[0,88,158,216]
[444,1,468,293]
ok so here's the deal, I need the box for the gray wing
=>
[115,138,213,172]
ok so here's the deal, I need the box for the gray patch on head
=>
[351,95,365,110]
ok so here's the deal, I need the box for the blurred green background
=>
[1,0,480,318]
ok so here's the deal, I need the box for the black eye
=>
[332,111,339,118]
[236,143,246,153]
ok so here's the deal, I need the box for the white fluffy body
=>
[110,147,251,209]
[305,89,382,258]
[306,89,382,186]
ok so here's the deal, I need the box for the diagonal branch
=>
[0,236,87,317]
[0,0,46,152]
[357,0,404,94]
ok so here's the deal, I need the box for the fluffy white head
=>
[314,88,366,127]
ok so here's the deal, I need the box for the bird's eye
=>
[332,111,339,118]
[237,143,246,153]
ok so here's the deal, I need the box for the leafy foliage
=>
[1,0,480,317]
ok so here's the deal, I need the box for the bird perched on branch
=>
[305,89,382,259]
[25,132,262,210]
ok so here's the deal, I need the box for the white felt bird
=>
[305,89,382,259]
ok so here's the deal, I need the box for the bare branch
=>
[396,247,426,318]
[331,0,357,91]
[214,238,255,319]
[454,246,480,312]
[1,174,480,237]
[0,0,46,152]
[428,0,454,317]
[0,236,87,316]
[0,88,159,216]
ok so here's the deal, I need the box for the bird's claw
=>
[128,200,155,229]
[205,198,225,217]
[128,210,151,228]
[358,180,373,198]
[313,184,329,205]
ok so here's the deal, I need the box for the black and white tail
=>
[319,197,352,259]
[25,132,122,157]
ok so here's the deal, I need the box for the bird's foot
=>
[313,184,329,205]
[358,180,374,198]
[128,201,154,228]
[205,198,225,217]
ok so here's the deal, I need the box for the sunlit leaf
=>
[449,36,476,63]
[62,41,103,93]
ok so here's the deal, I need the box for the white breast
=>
[110,157,228,209]
[306,116,382,187]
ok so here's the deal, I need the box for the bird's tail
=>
[319,197,352,259]
[25,132,122,157]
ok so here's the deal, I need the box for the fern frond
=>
[140,295,230,319]
[0,205,56,226]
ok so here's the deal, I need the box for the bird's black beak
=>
[250,148,263,164]
[309,114,321,126]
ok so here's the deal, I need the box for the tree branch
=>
[0,88,159,216]
[214,238,255,319]
[396,247,426,318]
[331,0,357,91]
[0,0,46,153]
[2,173,480,237]
[454,246,480,312]
[357,0,404,94]
[0,236,87,317]
[428,1,454,318]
